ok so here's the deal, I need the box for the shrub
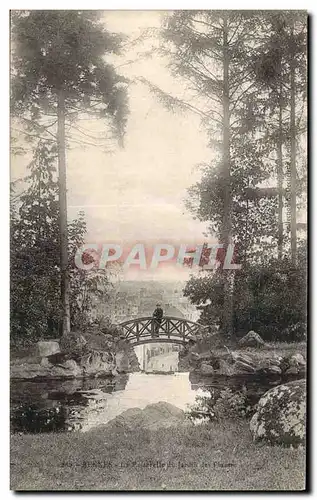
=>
[187,388,252,423]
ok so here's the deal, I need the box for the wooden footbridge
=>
[118,316,205,346]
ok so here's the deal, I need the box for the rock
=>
[51,359,83,378]
[234,359,256,373]
[232,352,255,366]
[281,353,306,374]
[285,366,299,376]
[250,379,306,447]
[128,349,140,372]
[198,351,215,362]
[200,363,214,375]
[105,402,186,432]
[115,350,130,373]
[269,358,282,366]
[47,352,73,364]
[289,354,306,367]
[189,352,200,362]
[36,341,60,358]
[81,351,115,377]
[263,365,282,375]
[40,357,52,368]
[216,359,235,376]
[256,365,282,375]
[10,362,49,379]
[229,351,256,373]
[238,330,265,348]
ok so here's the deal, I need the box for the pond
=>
[10,364,282,434]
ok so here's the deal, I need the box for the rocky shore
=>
[179,331,306,379]
[10,330,140,380]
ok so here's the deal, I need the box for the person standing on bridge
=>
[152,303,163,337]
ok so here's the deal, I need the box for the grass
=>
[10,420,306,491]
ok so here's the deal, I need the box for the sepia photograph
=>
[10,9,307,491]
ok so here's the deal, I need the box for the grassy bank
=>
[11,421,306,491]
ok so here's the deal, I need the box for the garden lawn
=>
[11,420,306,491]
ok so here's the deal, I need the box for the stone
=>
[263,365,282,375]
[250,379,306,447]
[289,354,306,367]
[10,362,49,379]
[270,357,282,366]
[189,352,200,362]
[200,363,214,375]
[51,359,83,378]
[233,352,255,366]
[256,364,282,375]
[81,351,115,377]
[216,359,235,376]
[36,341,60,358]
[198,352,215,362]
[238,330,265,348]
[285,366,299,376]
[40,357,52,368]
[105,402,186,432]
[234,359,256,374]
[115,350,130,373]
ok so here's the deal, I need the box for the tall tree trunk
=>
[290,26,297,266]
[57,89,71,336]
[221,14,233,337]
[277,84,284,260]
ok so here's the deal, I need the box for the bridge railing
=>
[119,316,207,345]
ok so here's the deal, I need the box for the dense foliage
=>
[11,10,129,336]
[187,388,253,423]
[156,11,307,340]
[10,142,110,345]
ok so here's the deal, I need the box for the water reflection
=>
[10,372,208,434]
[10,375,129,434]
[134,343,180,373]
[189,371,283,407]
[11,354,286,435]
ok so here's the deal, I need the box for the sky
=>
[11,11,213,281]
[10,10,307,282]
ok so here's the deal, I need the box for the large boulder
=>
[234,359,256,374]
[231,352,256,374]
[10,362,49,379]
[280,353,306,377]
[81,351,115,377]
[250,379,306,447]
[289,353,306,368]
[115,350,130,373]
[50,358,83,378]
[105,402,186,432]
[260,365,282,376]
[238,330,265,348]
[36,341,60,358]
[216,359,235,376]
[200,363,214,375]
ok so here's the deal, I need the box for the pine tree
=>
[146,11,265,335]
[11,141,110,343]
[11,11,129,335]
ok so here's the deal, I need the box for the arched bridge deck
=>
[119,316,204,346]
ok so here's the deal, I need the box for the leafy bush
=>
[10,143,111,345]
[184,245,307,342]
[187,388,252,423]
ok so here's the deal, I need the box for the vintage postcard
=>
[10,10,307,491]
